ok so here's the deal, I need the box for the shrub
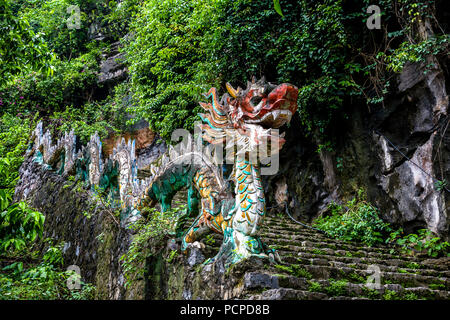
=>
[0,114,45,254]
[325,279,348,297]
[50,99,122,144]
[19,0,123,58]
[0,244,95,300]
[0,196,45,253]
[0,114,34,185]
[313,190,392,246]
[123,0,210,141]
[387,228,450,258]
[0,45,102,116]
[308,281,322,292]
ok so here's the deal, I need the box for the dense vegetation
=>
[0,0,449,299]
[3,0,448,141]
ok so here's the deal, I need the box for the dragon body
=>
[136,77,298,266]
[25,77,298,268]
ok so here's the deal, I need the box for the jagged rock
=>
[244,272,279,290]
[182,289,192,300]
[373,60,449,236]
[14,157,136,299]
[274,177,288,207]
[167,239,179,251]
[97,42,127,84]
[187,248,205,268]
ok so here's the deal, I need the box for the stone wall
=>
[14,154,143,299]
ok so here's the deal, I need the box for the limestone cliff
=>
[264,56,449,239]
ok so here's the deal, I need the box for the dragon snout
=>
[268,83,298,114]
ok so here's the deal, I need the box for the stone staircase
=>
[194,214,449,300]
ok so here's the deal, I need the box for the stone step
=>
[268,273,450,300]
[403,286,450,300]
[263,217,320,230]
[200,236,407,266]
[262,225,404,251]
[184,211,449,300]
[242,270,450,300]
[263,236,400,257]
[262,220,395,248]
[248,288,328,300]
[261,223,329,238]
[199,240,449,283]
[264,263,450,291]
[273,244,418,262]
[260,231,397,255]
[282,250,433,271]
[202,244,449,284]
[328,296,370,300]
[279,254,450,278]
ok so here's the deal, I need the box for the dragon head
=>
[199,77,298,155]
[225,76,298,130]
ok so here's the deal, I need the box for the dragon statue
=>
[24,77,298,268]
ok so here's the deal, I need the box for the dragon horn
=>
[226,82,238,98]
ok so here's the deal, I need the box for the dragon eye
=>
[250,96,262,106]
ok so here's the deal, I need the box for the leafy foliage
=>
[273,0,283,17]
[0,44,102,116]
[4,0,448,145]
[383,34,450,73]
[0,244,95,300]
[313,190,393,246]
[18,0,130,58]
[0,114,34,186]
[123,0,210,140]
[387,228,450,258]
[122,0,365,141]
[0,0,56,85]
[0,114,44,253]
[0,197,45,253]
[1,0,449,300]
[324,279,348,297]
[50,99,123,144]
[19,0,89,59]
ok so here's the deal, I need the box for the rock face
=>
[11,22,449,299]
[264,58,449,239]
[12,76,449,299]
[372,60,448,236]
[263,116,333,223]
[97,41,127,85]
